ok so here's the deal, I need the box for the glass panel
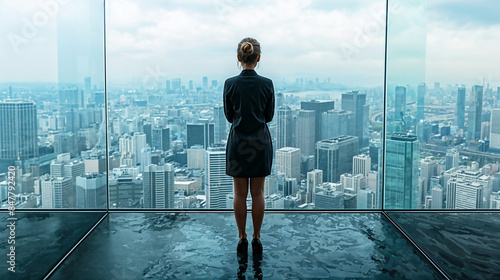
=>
[385,0,500,209]
[389,212,500,279]
[0,0,107,209]
[0,212,104,279]
[50,212,443,279]
[107,0,386,209]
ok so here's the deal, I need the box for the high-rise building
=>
[306,169,322,204]
[0,100,38,172]
[456,87,466,129]
[275,147,301,181]
[202,76,208,89]
[455,180,483,209]
[41,176,74,209]
[295,110,315,156]
[187,145,206,169]
[341,91,368,147]
[340,173,364,193]
[420,157,438,195]
[417,83,426,121]
[143,164,175,209]
[431,187,443,209]
[315,190,344,209]
[165,80,171,90]
[187,122,214,149]
[152,127,170,152]
[206,147,233,209]
[316,136,359,183]
[353,154,371,177]
[490,109,500,150]
[467,85,483,141]
[385,134,420,209]
[445,149,459,171]
[109,173,143,208]
[301,100,334,142]
[172,78,182,91]
[394,86,406,120]
[76,173,106,208]
[276,106,295,149]
[133,133,147,166]
[214,105,227,144]
[321,109,354,140]
[58,88,84,109]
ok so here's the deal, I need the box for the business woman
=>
[223,37,275,257]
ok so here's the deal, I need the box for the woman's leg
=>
[250,177,266,239]
[233,177,249,240]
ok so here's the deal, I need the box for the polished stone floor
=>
[1,211,499,279]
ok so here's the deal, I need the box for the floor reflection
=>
[388,212,500,280]
[49,212,442,279]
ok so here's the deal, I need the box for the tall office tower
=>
[315,190,344,209]
[341,91,368,147]
[275,147,301,181]
[165,80,171,91]
[276,92,284,108]
[284,177,298,197]
[276,106,295,149]
[58,88,84,109]
[445,149,460,171]
[212,80,217,88]
[41,176,74,208]
[490,109,500,150]
[0,100,38,173]
[187,145,206,169]
[264,174,278,197]
[84,77,91,102]
[118,134,136,167]
[454,180,483,209]
[321,109,354,140]
[214,105,227,144]
[358,188,376,209]
[467,85,484,141]
[431,187,443,209]
[133,133,147,166]
[481,122,490,140]
[189,80,194,91]
[394,86,406,120]
[172,78,182,91]
[202,76,208,89]
[85,156,106,174]
[316,136,359,183]
[152,127,170,152]
[340,173,364,193]
[109,173,143,208]
[456,87,466,129]
[143,164,175,209]
[187,122,214,149]
[417,83,426,121]
[76,173,106,208]
[420,157,438,195]
[205,147,233,209]
[353,154,371,177]
[301,100,335,142]
[50,153,85,183]
[385,134,420,209]
[306,169,323,204]
[295,110,315,156]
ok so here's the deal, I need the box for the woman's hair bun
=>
[240,42,254,56]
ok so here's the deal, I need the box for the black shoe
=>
[237,238,248,278]
[237,238,248,253]
[251,238,263,255]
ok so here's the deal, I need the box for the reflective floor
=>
[1,211,498,279]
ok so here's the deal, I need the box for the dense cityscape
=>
[1,77,500,210]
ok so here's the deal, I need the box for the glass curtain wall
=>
[0,0,106,210]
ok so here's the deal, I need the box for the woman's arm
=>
[223,81,234,123]
[264,82,275,123]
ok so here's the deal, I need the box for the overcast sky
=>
[0,0,499,89]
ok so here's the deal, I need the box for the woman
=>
[223,37,275,256]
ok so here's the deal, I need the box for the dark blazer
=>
[223,69,275,177]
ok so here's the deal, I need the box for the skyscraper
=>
[385,134,420,209]
[417,83,426,120]
[41,176,74,209]
[420,157,438,195]
[202,76,208,89]
[316,136,359,183]
[445,149,459,171]
[306,169,323,204]
[206,147,233,209]
[152,127,170,152]
[467,85,483,141]
[58,88,84,110]
[489,109,500,150]
[214,105,227,144]
[301,100,334,142]
[295,110,315,156]
[341,91,368,147]
[394,86,406,120]
[76,173,106,208]
[456,86,466,129]
[187,122,214,149]
[143,164,175,209]
[275,147,301,181]
[276,106,295,149]
[353,154,371,177]
[0,100,38,172]
[321,109,354,140]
